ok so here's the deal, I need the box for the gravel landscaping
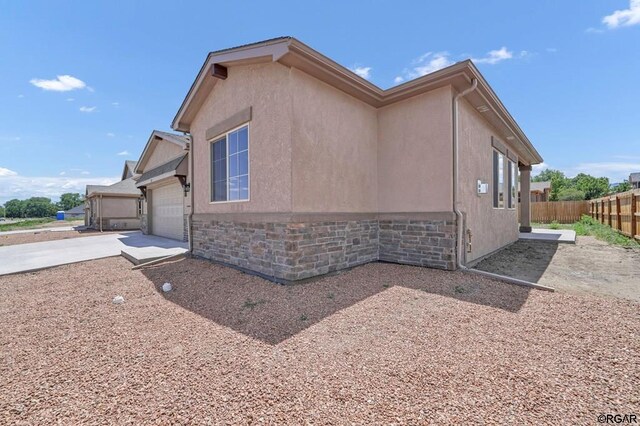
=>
[1,257,638,424]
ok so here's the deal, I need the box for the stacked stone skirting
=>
[140,214,149,234]
[191,213,457,283]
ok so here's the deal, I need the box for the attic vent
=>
[477,105,490,113]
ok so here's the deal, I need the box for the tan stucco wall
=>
[145,142,184,172]
[457,97,519,262]
[101,197,139,218]
[377,86,454,213]
[190,62,293,214]
[290,68,378,212]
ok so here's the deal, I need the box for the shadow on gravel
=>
[142,258,531,345]
[473,240,559,283]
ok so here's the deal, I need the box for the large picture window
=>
[211,125,249,202]
[493,149,505,208]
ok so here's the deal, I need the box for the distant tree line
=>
[532,169,631,201]
[1,193,84,218]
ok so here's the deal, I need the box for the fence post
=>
[616,195,622,231]
[601,199,605,224]
[632,193,637,239]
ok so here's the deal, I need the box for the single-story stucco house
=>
[530,181,552,202]
[134,130,191,241]
[85,161,143,231]
[169,37,542,282]
[630,172,640,189]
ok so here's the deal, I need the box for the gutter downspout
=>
[452,79,553,292]
[186,132,194,253]
[99,195,103,233]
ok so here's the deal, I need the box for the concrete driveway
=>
[0,231,188,276]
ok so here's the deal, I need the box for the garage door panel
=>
[151,183,183,240]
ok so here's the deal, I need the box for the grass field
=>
[533,215,640,248]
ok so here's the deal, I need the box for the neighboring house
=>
[134,130,190,241]
[630,173,640,189]
[170,37,542,282]
[64,204,85,220]
[85,169,142,231]
[122,160,138,180]
[530,181,551,202]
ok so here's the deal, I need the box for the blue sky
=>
[1,0,639,204]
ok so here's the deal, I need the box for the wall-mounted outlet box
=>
[477,180,489,195]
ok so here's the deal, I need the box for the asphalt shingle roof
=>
[87,178,141,197]
[137,154,188,184]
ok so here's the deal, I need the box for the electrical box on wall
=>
[477,180,489,195]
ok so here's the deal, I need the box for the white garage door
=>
[151,182,183,240]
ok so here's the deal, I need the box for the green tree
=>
[4,199,25,218]
[571,173,609,200]
[57,193,84,211]
[23,197,57,218]
[532,169,566,183]
[557,188,586,201]
[0,205,5,217]
[610,181,631,194]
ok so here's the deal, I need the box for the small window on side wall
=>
[493,149,505,208]
[508,160,517,209]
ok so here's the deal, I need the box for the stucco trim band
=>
[192,211,455,223]
[205,106,252,141]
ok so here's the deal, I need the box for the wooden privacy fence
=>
[590,189,640,241]
[531,201,590,223]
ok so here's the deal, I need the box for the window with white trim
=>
[508,160,517,209]
[493,149,505,208]
[211,125,249,202]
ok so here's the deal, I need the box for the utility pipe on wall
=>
[451,79,554,292]
[452,78,477,268]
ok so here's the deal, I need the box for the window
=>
[493,149,505,208]
[508,160,517,209]
[211,125,249,202]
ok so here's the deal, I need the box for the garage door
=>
[151,182,183,240]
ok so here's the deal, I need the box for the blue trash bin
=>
[56,211,65,220]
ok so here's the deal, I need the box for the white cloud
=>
[59,171,66,176]
[106,132,115,137]
[546,48,558,53]
[0,136,21,142]
[79,106,97,113]
[30,75,87,92]
[350,66,372,80]
[532,162,550,176]
[0,167,18,177]
[111,102,120,107]
[394,46,519,85]
[17,94,24,98]
[571,161,640,181]
[81,171,90,175]
[472,47,513,65]
[0,172,118,204]
[603,0,640,29]
[117,150,130,156]
[66,98,75,102]
[586,27,605,34]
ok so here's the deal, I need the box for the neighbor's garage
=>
[150,182,184,240]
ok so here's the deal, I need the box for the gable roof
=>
[122,160,138,181]
[134,130,190,174]
[171,37,542,165]
[86,178,141,198]
[65,204,85,214]
[531,181,551,192]
[136,153,188,187]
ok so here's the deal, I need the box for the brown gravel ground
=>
[0,257,638,424]
[0,229,121,247]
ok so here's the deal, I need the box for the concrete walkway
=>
[519,228,576,243]
[0,231,188,276]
